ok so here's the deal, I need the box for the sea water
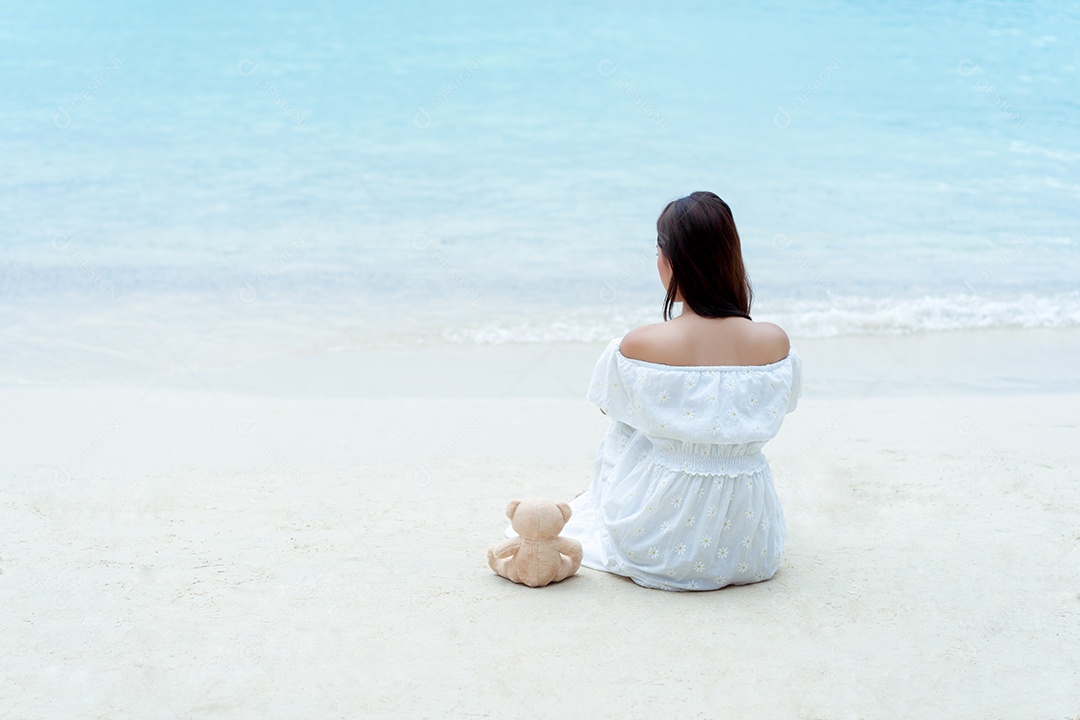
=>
[2,1,1078,384]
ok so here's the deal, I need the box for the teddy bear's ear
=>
[556,502,572,524]
[505,499,521,519]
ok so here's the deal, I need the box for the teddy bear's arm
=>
[556,536,583,562]
[489,538,521,559]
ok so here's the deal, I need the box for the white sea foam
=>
[444,291,1080,344]
[762,291,1080,337]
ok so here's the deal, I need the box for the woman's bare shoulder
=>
[621,318,789,367]
[750,321,791,363]
[618,323,676,364]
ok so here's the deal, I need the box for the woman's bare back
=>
[619,315,790,368]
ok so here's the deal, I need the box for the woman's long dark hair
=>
[656,191,753,321]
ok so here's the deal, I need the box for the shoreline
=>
[4,325,1073,399]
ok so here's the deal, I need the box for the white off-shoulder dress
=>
[548,336,803,591]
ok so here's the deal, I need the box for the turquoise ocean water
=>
[2,1,1078,383]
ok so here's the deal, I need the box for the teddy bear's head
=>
[505,497,572,540]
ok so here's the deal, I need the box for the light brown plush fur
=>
[487,498,583,587]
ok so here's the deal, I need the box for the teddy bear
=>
[487,497,583,587]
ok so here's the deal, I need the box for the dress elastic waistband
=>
[647,446,769,477]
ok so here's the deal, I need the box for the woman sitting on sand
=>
[563,191,803,590]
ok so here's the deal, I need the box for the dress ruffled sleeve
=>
[786,348,804,414]
[586,337,634,422]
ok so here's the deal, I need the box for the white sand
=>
[3,334,1079,718]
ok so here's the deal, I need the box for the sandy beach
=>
[2,330,1078,718]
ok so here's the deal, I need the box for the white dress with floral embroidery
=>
[558,336,802,591]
